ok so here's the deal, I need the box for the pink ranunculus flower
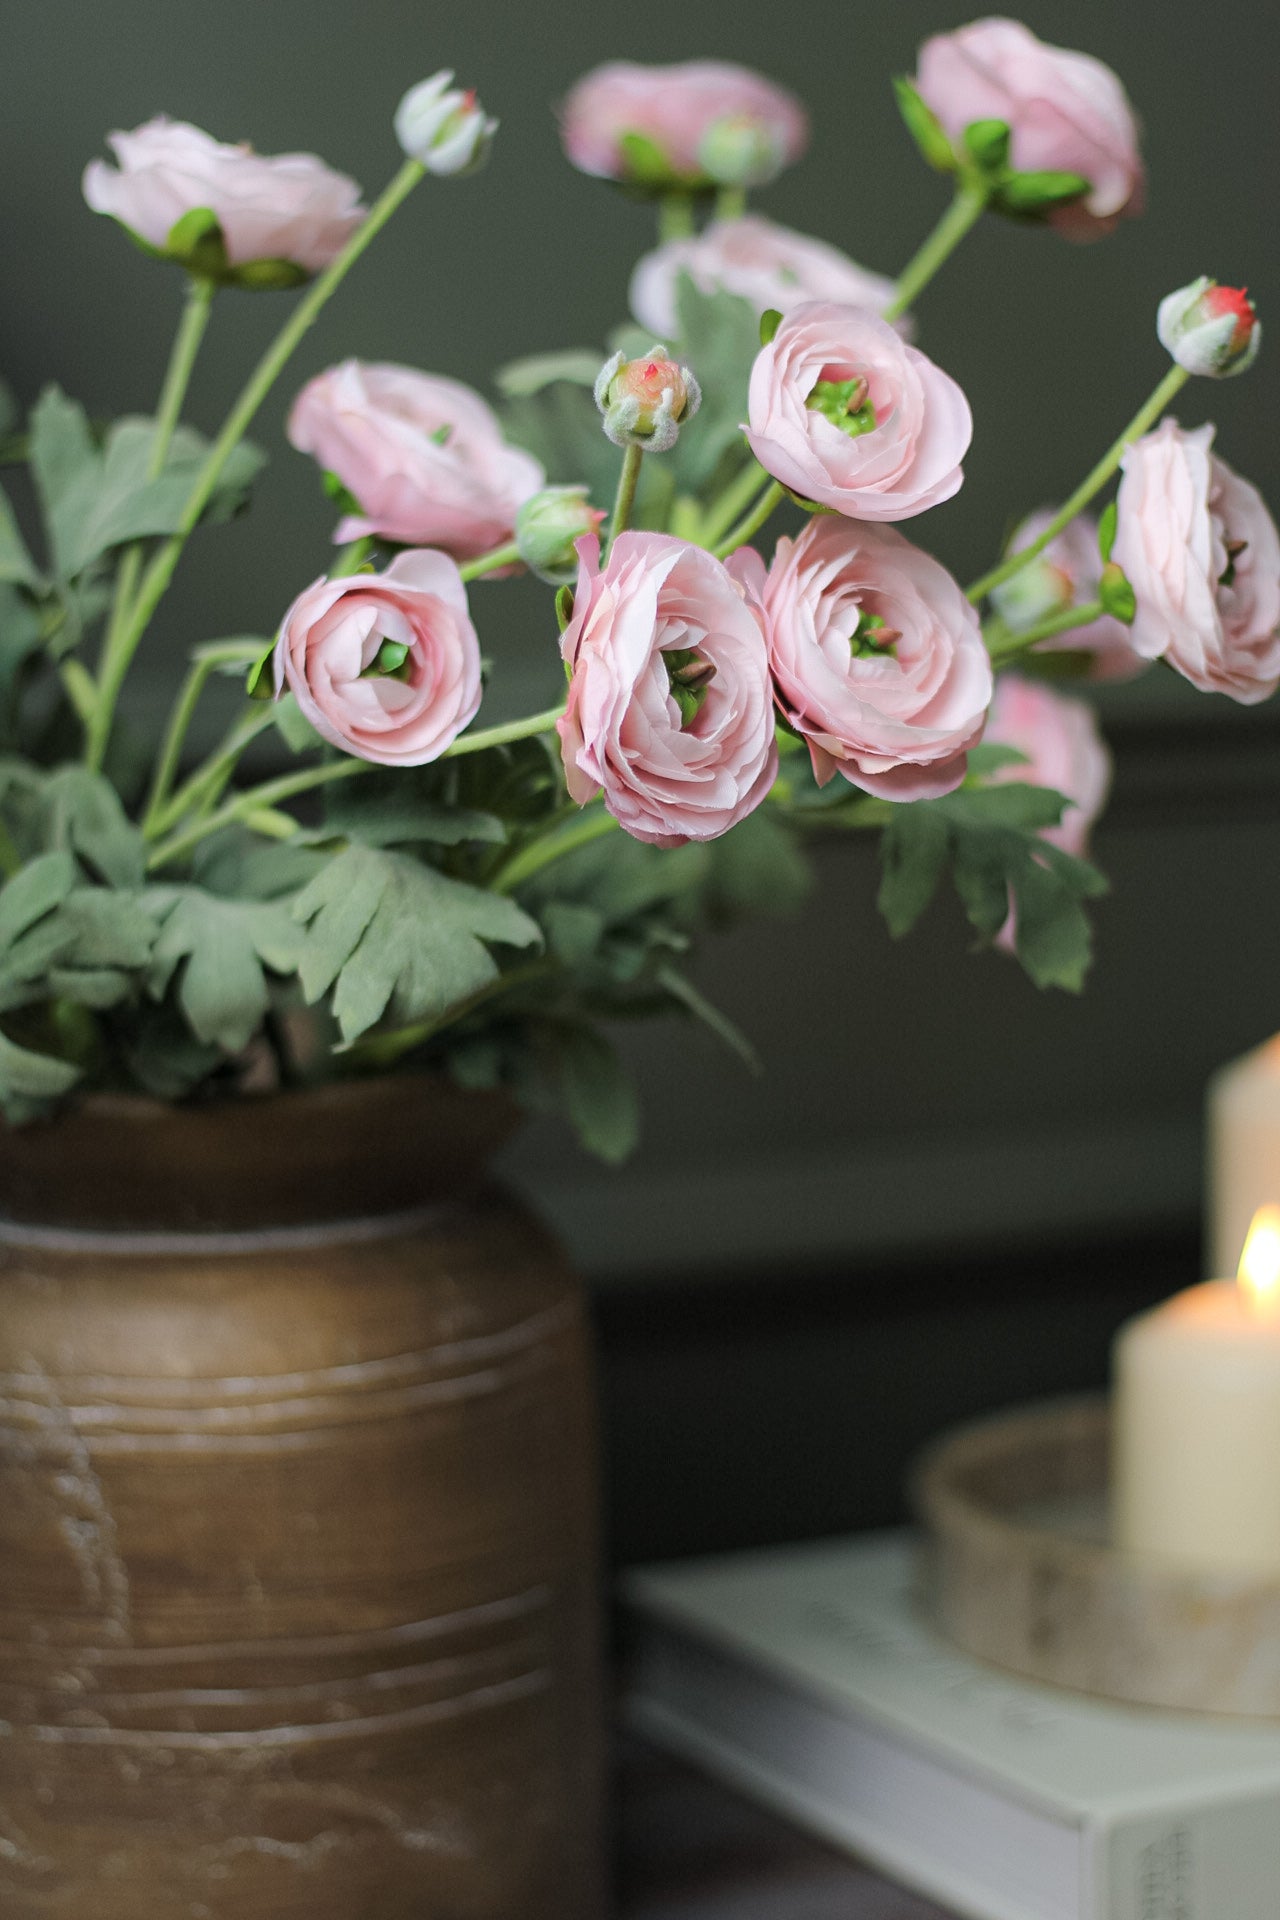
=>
[273,550,482,766]
[559,62,808,190]
[913,19,1144,242]
[557,534,778,848]
[752,516,992,799]
[745,302,971,521]
[82,118,364,277]
[985,674,1111,951]
[990,508,1147,682]
[288,361,544,560]
[1112,421,1280,703]
[630,215,910,342]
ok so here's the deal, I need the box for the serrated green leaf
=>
[292,845,541,1044]
[495,350,605,398]
[56,418,266,577]
[0,1028,80,1109]
[322,779,506,848]
[148,888,303,1051]
[41,766,146,886]
[0,851,77,948]
[1011,844,1106,991]
[878,805,948,936]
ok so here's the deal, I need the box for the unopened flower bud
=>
[395,72,497,177]
[989,556,1075,632]
[515,486,606,584]
[1157,277,1260,379]
[593,347,701,453]
[696,113,785,187]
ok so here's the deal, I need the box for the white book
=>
[623,1530,1280,1920]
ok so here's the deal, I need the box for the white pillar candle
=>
[1207,1035,1280,1278]
[1113,1210,1280,1573]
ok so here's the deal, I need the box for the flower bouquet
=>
[0,24,1272,1162]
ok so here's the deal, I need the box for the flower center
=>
[665,648,716,728]
[807,374,876,439]
[848,610,899,658]
[1219,536,1248,590]
[360,637,413,682]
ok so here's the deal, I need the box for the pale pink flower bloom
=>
[914,18,1144,242]
[985,674,1111,951]
[557,534,778,848]
[559,61,807,187]
[630,215,908,342]
[83,117,364,273]
[746,302,971,521]
[273,550,481,766]
[288,361,544,560]
[749,516,992,799]
[1112,421,1280,703]
[991,508,1146,682]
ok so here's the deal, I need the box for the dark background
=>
[4,0,1279,1557]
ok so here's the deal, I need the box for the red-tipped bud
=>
[1157,277,1260,378]
[593,346,701,452]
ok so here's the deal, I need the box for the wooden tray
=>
[912,1395,1280,1719]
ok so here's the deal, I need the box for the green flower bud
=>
[516,487,606,584]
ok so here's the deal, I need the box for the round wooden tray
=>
[912,1395,1280,1719]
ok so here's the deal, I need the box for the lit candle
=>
[1207,1034,1280,1278]
[1112,1208,1280,1573]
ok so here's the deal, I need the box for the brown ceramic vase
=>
[0,1076,606,1919]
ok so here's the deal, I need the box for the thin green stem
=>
[986,598,1106,665]
[147,757,367,871]
[143,641,267,833]
[93,276,217,744]
[445,703,565,761]
[146,704,277,839]
[342,958,556,1070]
[86,156,426,774]
[712,479,785,559]
[885,180,989,323]
[715,186,747,221]
[658,194,696,244]
[608,443,645,548]
[967,364,1190,604]
[492,806,620,893]
[459,540,521,582]
[700,455,771,547]
[330,536,375,579]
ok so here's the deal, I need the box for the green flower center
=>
[849,611,899,659]
[361,638,413,682]
[807,374,877,439]
[665,648,716,728]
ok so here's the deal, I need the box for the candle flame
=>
[1238,1206,1280,1314]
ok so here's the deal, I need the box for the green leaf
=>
[657,962,760,1073]
[0,851,77,949]
[878,805,949,936]
[704,806,812,920]
[543,900,606,964]
[0,488,42,590]
[270,690,321,751]
[321,779,506,848]
[40,766,146,886]
[965,742,1030,778]
[495,351,605,398]
[28,387,100,578]
[292,845,541,1044]
[1099,561,1137,624]
[541,1021,639,1162]
[670,275,761,490]
[618,129,681,187]
[148,888,304,1051]
[1011,843,1107,991]
[759,308,783,347]
[0,1028,80,1113]
[892,76,958,173]
[963,118,1010,173]
[996,169,1090,215]
[1097,500,1118,565]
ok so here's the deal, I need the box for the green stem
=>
[146,705,277,838]
[608,443,645,548]
[885,180,989,323]
[330,536,375,579]
[712,479,785,559]
[342,958,555,1070]
[967,363,1190,604]
[93,276,217,744]
[492,807,620,893]
[459,540,521,582]
[147,757,367,872]
[445,703,564,760]
[715,186,747,221]
[143,640,268,833]
[986,598,1106,665]
[658,194,696,243]
[700,455,771,547]
[86,156,426,775]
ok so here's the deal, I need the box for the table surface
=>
[617,1739,959,1920]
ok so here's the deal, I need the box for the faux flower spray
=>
[0,27,1273,1157]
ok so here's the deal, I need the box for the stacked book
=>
[624,1531,1280,1920]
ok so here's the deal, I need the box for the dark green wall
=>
[3,0,1279,1280]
